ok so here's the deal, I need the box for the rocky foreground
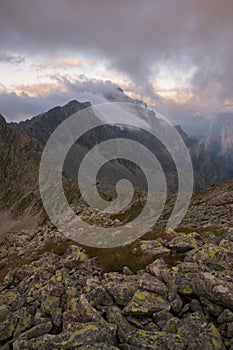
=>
[0,224,233,350]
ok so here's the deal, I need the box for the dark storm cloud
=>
[1,0,233,128]
[1,0,233,95]
[0,52,25,64]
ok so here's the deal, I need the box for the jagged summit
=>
[9,100,91,141]
[10,100,91,143]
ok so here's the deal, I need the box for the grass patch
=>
[175,224,227,238]
[110,200,144,223]
[83,242,155,273]
[0,223,227,281]
[163,253,186,267]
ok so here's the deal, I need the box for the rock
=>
[107,306,161,349]
[171,262,203,295]
[14,307,33,337]
[217,309,233,324]
[166,232,203,253]
[139,240,171,257]
[168,287,183,313]
[0,305,10,322]
[1,223,233,349]
[190,299,204,313]
[13,322,117,349]
[123,289,170,316]
[0,289,23,312]
[83,280,113,307]
[138,272,168,295]
[226,322,233,338]
[185,243,233,270]
[146,257,172,282]
[153,310,173,329]
[62,245,88,269]
[78,344,120,350]
[148,260,202,295]
[58,322,117,349]
[16,321,53,340]
[122,266,133,275]
[200,297,225,318]
[192,271,233,311]
[102,272,139,306]
[0,316,18,342]
[75,294,105,324]
[177,312,225,350]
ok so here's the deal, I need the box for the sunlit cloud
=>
[97,70,122,79]
[222,99,233,112]
[32,58,85,71]
[14,82,67,97]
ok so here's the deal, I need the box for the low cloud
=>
[1,76,232,153]
[32,58,85,71]
[0,52,25,64]
[0,78,138,121]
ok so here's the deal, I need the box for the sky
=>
[0,0,233,136]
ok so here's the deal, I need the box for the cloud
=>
[32,58,85,71]
[0,0,232,99]
[1,75,232,153]
[0,52,25,64]
[0,0,233,130]
[0,78,140,121]
[0,91,64,120]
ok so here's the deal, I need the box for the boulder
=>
[166,232,203,253]
[185,243,233,270]
[192,271,233,311]
[102,272,139,306]
[123,289,170,316]
[139,240,170,257]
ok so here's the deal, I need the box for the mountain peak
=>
[65,99,91,108]
[62,100,91,116]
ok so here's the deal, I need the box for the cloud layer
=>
[0,0,233,130]
[0,79,138,120]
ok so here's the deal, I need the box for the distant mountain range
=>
[9,99,233,186]
[0,95,233,234]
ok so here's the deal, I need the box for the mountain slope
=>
[10,100,91,144]
[0,115,43,235]
[10,101,211,192]
[1,98,233,235]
